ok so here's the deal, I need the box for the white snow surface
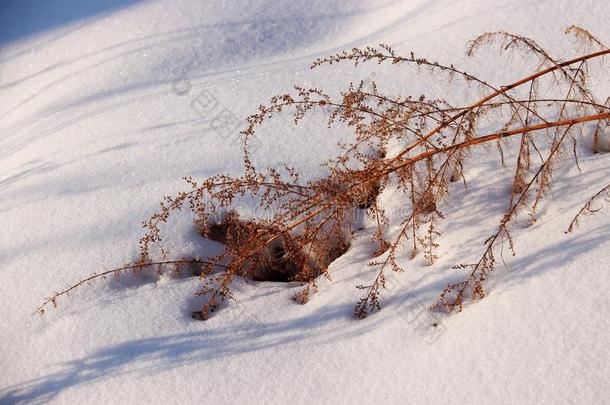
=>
[1,1,609,404]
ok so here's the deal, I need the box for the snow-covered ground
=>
[1,1,609,403]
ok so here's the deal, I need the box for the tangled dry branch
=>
[37,27,610,321]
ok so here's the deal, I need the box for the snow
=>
[1,0,609,403]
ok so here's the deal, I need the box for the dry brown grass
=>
[37,27,610,320]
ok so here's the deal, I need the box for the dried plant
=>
[37,27,610,320]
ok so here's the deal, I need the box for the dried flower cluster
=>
[37,27,610,320]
